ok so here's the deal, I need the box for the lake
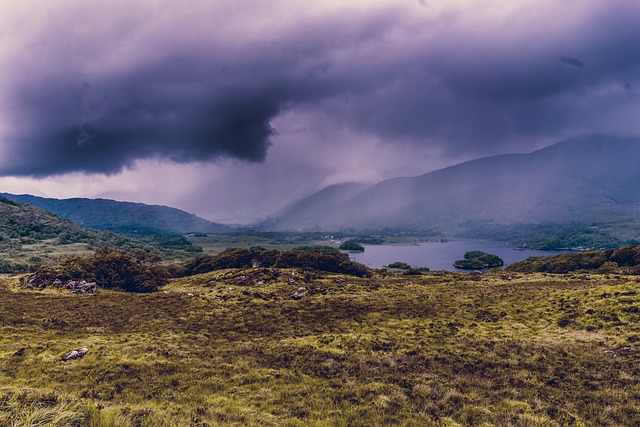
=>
[348,241,570,271]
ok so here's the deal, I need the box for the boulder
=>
[61,347,88,362]
[64,280,97,294]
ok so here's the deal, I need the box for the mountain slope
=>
[275,135,640,231]
[0,194,229,235]
[274,182,372,228]
[0,195,162,272]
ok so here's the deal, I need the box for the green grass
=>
[0,270,638,426]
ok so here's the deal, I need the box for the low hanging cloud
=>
[1,0,639,177]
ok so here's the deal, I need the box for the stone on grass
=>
[61,347,88,362]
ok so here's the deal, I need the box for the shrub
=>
[26,248,168,292]
[403,268,425,276]
[387,262,411,270]
[274,251,370,277]
[508,249,617,273]
[179,248,371,278]
[339,240,364,251]
[454,251,504,269]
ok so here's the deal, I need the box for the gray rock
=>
[64,280,97,294]
[604,346,637,357]
[61,347,88,362]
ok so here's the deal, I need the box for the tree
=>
[454,251,503,269]
[387,261,411,270]
[339,239,364,252]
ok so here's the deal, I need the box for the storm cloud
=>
[1,0,640,176]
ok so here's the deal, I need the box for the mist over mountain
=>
[274,135,640,232]
[0,194,228,235]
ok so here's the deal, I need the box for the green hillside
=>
[0,193,229,235]
[0,196,184,272]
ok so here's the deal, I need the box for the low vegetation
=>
[508,245,640,274]
[386,261,412,269]
[0,267,638,425]
[180,247,371,278]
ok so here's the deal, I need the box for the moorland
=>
[0,245,639,426]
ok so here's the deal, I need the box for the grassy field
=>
[0,269,638,426]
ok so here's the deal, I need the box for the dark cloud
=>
[1,0,640,176]
[1,53,289,175]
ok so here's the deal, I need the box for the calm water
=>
[349,241,570,271]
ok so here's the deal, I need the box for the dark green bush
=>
[505,247,640,274]
[274,251,370,277]
[387,262,411,270]
[26,248,168,292]
[180,248,371,278]
[454,251,503,269]
[339,240,365,251]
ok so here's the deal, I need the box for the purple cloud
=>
[0,0,639,176]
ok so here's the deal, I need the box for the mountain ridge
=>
[0,193,229,235]
[274,134,640,231]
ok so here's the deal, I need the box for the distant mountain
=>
[0,194,229,235]
[275,135,640,232]
[274,182,371,228]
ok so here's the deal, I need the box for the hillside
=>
[0,193,229,236]
[273,182,372,228]
[274,135,640,243]
[0,195,171,272]
[0,268,637,425]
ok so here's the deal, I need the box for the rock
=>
[61,347,88,362]
[297,287,307,293]
[290,292,303,300]
[583,274,592,280]
[64,280,97,294]
[234,275,257,286]
[288,277,297,285]
[604,346,637,357]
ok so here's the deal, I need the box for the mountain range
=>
[0,194,228,235]
[274,135,640,232]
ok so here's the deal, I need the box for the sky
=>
[0,0,638,223]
